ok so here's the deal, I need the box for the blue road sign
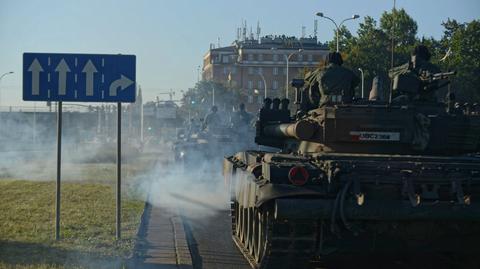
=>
[23,53,136,103]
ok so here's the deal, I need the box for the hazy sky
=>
[0,0,478,107]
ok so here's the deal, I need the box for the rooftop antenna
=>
[256,21,261,42]
[242,20,247,41]
[236,27,241,41]
[302,25,306,38]
[314,20,318,38]
[249,26,253,40]
[217,37,221,48]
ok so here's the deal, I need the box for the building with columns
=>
[202,35,329,111]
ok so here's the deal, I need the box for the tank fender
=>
[255,183,326,207]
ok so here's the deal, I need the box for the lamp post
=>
[0,71,14,108]
[210,84,215,106]
[316,13,360,52]
[285,49,303,99]
[358,68,365,98]
[257,72,267,99]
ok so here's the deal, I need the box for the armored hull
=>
[225,150,480,268]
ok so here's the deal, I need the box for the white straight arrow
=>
[82,60,98,96]
[109,75,134,96]
[55,59,70,95]
[28,58,43,95]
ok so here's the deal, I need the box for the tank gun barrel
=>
[263,120,317,140]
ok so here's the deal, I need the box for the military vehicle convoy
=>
[224,65,480,267]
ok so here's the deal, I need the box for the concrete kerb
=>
[131,192,193,269]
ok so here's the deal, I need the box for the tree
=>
[380,8,418,66]
[343,16,391,93]
[439,19,480,101]
[329,9,420,97]
[178,80,244,120]
[327,25,354,54]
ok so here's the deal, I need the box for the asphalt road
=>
[181,208,250,269]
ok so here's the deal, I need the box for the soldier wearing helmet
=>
[304,52,359,108]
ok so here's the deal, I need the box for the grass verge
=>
[0,180,144,269]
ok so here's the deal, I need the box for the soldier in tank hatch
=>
[203,105,222,130]
[303,52,359,108]
[390,45,442,102]
[231,103,253,128]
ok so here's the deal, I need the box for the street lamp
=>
[316,12,360,52]
[358,68,365,98]
[285,49,303,99]
[0,71,14,108]
[257,72,267,99]
[210,84,215,106]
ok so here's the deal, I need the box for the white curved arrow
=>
[82,60,98,96]
[109,75,134,96]
[28,58,43,95]
[55,59,71,95]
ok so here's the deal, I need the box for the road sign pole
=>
[55,101,62,240]
[116,102,122,239]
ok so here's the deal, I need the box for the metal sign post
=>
[23,52,136,241]
[55,101,62,240]
[116,102,122,239]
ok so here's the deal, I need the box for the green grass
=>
[0,150,163,269]
[0,180,144,269]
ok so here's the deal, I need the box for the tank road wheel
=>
[240,206,248,243]
[247,207,257,255]
[234,202,241,237]
[254,209,268,264]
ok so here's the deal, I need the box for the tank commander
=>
[390,45,442,102]
[303,52,359,108]
[231,103,253,128]
[203,105,222,130]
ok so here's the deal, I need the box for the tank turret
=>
[255,73,480,155]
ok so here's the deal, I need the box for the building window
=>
[248,95,253,103]
[298,54,303,61]
[258,67,263,75]
[257,80,263,89]
[273,54,279,62]
[248,80,253,89]
[283,67,287,75]
[231,66,237,74]
[223,66,228,75]
[308,54,313,62]
[222,56,229,63]
[273,67,278,75]
[248,54,254,61]
[248,67,254,75]
[258,95,263,104]
[258,54,263,61]
[273,80,278,89]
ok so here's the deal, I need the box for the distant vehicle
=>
[174,121,255,175]
[224,72,480,268]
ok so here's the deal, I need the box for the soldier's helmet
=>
[326,52,343,66]
[412,45,432,61]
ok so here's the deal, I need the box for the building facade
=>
[202,35,329,111]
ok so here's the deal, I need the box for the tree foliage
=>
[331,9,480,102]
[178,80,244,120]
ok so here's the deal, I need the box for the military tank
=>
[224,72,480,268]
[174,121,256,173]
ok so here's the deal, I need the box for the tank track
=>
[231,201,317,269]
